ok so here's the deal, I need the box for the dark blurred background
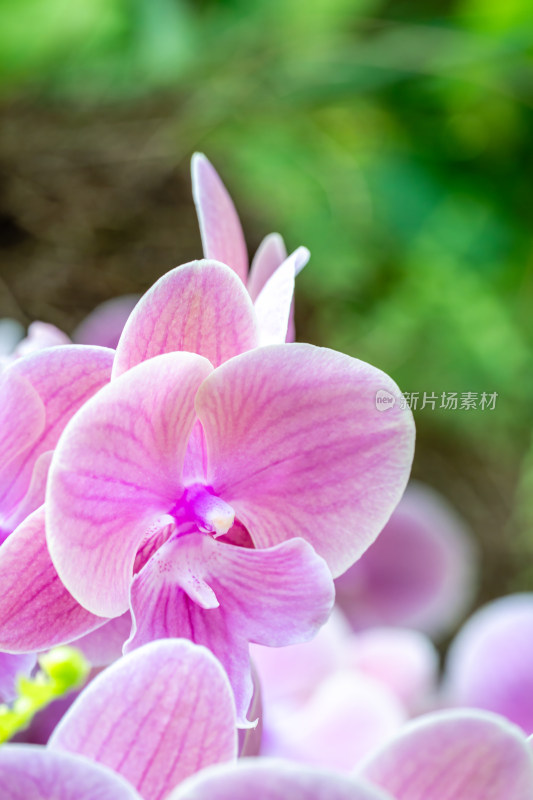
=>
[1,0,532,610]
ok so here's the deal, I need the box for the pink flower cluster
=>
[0,156,530,799]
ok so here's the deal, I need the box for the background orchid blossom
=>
[44,336,414,723]
[0,345,117,672]
[192,153,308,343]
[335,482,477,638]
[252,611,439,770]
[0,344,114,540]
[171,710,533,800]
[0,639,237,800]
[443,593,533,734]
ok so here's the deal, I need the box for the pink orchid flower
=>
[0,345,114,541]
[443,593,533,734]
[0,346,128,660]
[72,295,140,349]
[0,639,237,800]
[170,710,533,800]
[335,481,477,638]
[253,613,439,771]
[39,339,413,724]
[192,153,308,343]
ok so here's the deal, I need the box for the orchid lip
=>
[178,483,235,537]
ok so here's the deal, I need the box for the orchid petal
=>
[47,352,213,617]
[169,758,393,800]
[1,346,114,527]
[335,481,477,637]
[346,627,439,713]
[444,594,533,733]
[264,671,406,771]
[73,295,139,349]
[113,261,258,377]
[0,746,142,800]
[254,247,310,346]
[0,652,36,703]
[357,709,533,800]
[49,639,237,800]
[0,507,107,653]
[127,534,334,724]
[191,153,248,282]
[248,233,288,301]
[71,614,132,667]
[251,608,351,710]
[14,322,70,357]
[196,344,415,577]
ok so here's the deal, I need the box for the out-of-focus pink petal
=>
[335,482,477,637]
[46,352,213,617]
[444,594,533,734]
[169,758,394,800]
[14,322,70,357]
[196,344,415,578]
[72,295,140,349]
[49,640,237,800]
[0,651,36,703]
[191,153,248,283]
[263,672,406,771]
[357,709,533,800]
[248,233,288,301]
[1,346,114,529]
[113,261,258,378]
[0,507,107,653]
[0,746,142,800]
[251,608,351,710]
[71,614,132,667]
[254,248,309,346]
[127,534,334,724]
[346,627,439,713]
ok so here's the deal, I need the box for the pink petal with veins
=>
[47,352,213,617]
[0,507,107,653]
[113,261,258,378]
[0,746,142,800]
[49,639,237,800]
[191,154,248,282]
[196,344,415,578]
[1,346,113,532]
[126,534,334,725]
[357,709,533,800]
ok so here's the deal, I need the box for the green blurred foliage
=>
[1,0,533,574]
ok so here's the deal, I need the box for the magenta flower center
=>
[179,483,235,537]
